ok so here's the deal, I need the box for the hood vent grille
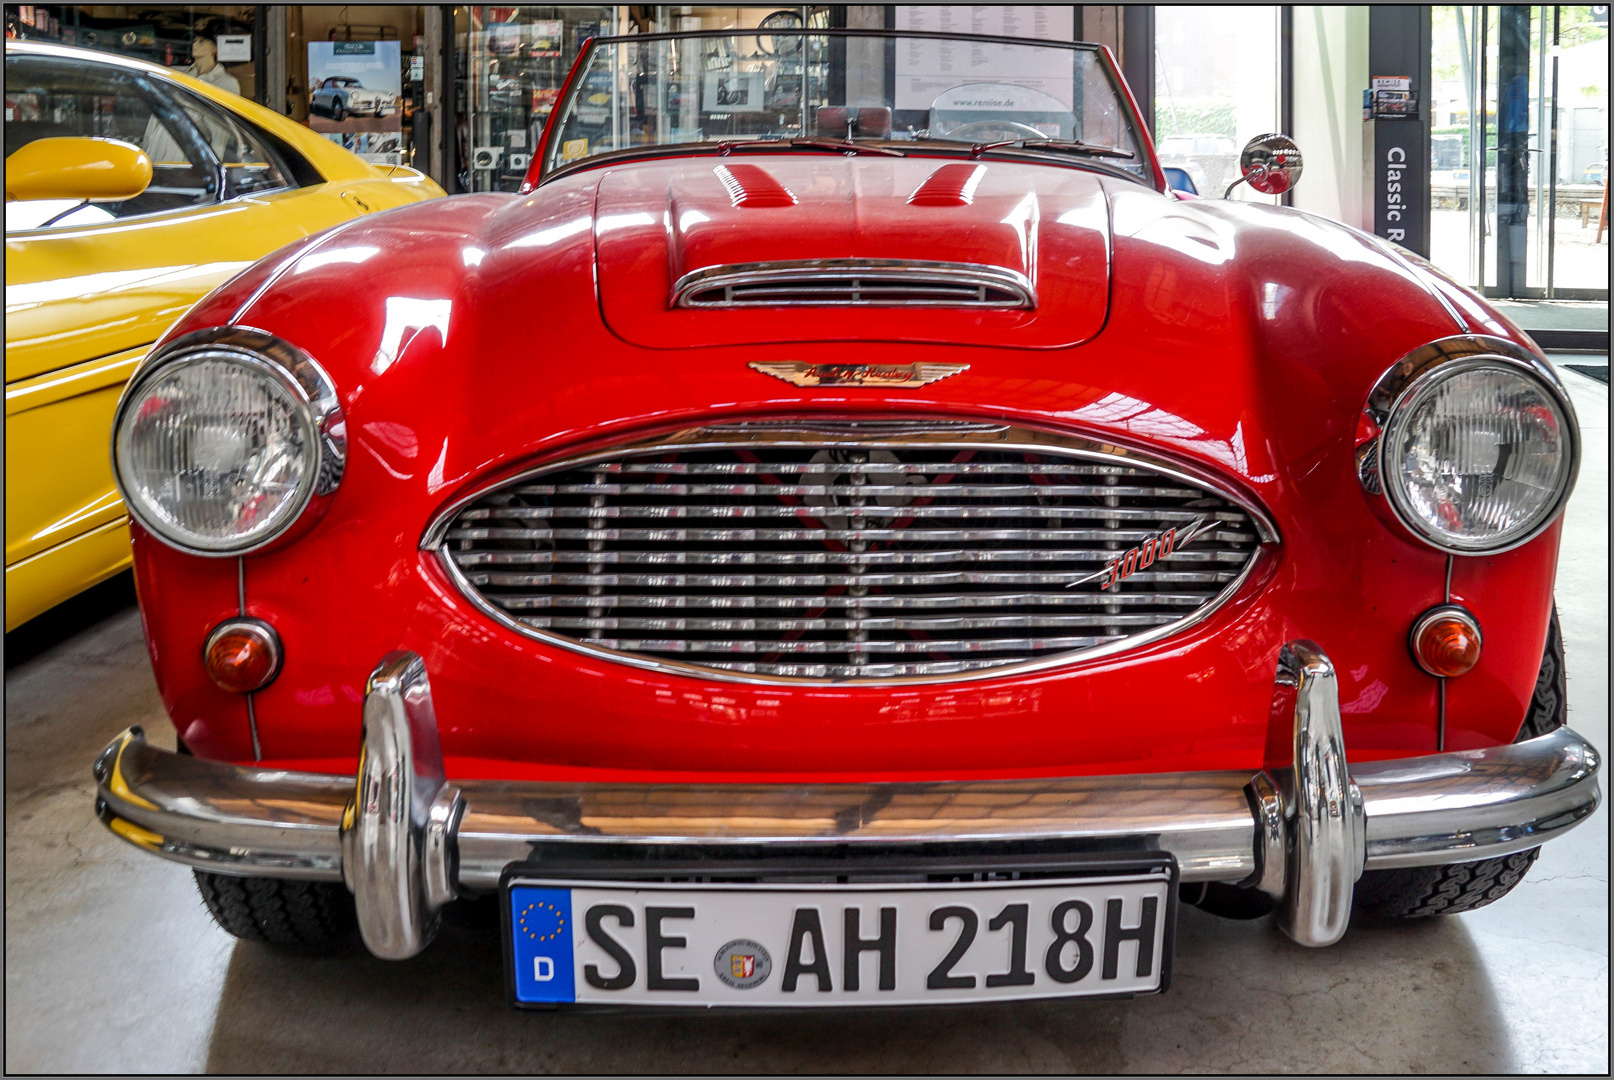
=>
[672,259,1036,309]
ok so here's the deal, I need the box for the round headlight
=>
[113,330,343,555]
[1380,358,1575,553]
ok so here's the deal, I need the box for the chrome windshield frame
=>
[531,28,1161,191]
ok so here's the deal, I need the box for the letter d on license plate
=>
[505,866,1174,1007]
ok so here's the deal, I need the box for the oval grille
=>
[430,422,1273,683]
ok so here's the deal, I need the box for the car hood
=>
[200,164,1511,513]
[591,155,1112,350]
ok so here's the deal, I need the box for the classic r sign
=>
[1383,145,1409,242]
[1368,122,1428,255]
[1364,7,1433,257]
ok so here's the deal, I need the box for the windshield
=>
[540,30,1153,184]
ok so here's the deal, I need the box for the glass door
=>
[1430,6,1607,300]
[1534,5,1608,297]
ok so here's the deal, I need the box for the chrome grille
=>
[429,422,1274,683]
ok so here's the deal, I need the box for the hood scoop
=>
[591,157,1111,349]
[672,258,1035,309]
[908,163,988,206]
[713,163,798,207]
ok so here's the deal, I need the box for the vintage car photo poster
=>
[306,40,403,164]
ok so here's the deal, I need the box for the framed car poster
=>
[305,40,403,160]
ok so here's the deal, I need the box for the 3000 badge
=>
[505,867,1175,1008]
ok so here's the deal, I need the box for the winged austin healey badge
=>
[748,361,970,388]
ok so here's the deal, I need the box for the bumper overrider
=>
[94,641,1600,959]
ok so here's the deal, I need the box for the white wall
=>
[1290,5,1370,230]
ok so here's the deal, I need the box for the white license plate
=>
[505,869,1174,1007]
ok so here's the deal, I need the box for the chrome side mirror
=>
[1225,134,1303,198]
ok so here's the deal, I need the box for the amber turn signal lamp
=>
[1410,605,1482,678]
[203,618,282,693]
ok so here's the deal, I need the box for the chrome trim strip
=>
[420,419,1280,687]
[110,325,346,556]
[93,646,1601,960]
[1272,641,1363,948]
[1360,334,1581,556]
[339,653,457,959]
[671,259,1037,309]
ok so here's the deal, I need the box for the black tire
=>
[1353,606,1566,919]
[332,102,346,121]
[194,870,356,952]
[1517,605,1567,741]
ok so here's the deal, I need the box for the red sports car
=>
[97,29,1599,1008]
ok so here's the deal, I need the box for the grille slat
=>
[468,570,1241,588]
[504,483,1202,499]
[593,462,1141,476]
[434,425,1268,682]
[447,526,1250,548]
[523,613,1182,632]
[492,592,1216,611]
[448,504,1238,522]
[453,543,1254,567]
[546,636,1117,656]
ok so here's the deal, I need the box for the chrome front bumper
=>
[95,641,1601,959]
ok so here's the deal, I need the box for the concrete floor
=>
[5,370,1607,1074]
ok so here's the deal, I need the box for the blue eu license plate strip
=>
[509,887,577,1003]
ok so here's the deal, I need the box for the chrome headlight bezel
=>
[1360,335,1580,556]
[111,326,346,557]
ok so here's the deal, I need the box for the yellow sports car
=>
[5,41,444,631]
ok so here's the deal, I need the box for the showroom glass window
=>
[463,5,620,193]
[459,5,834,192]
[1428,6,1608,297]
[1153,5,1283,203]
[3,4,258,99]
[3,54,221,230]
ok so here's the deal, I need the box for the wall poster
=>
[307,40,403,165]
